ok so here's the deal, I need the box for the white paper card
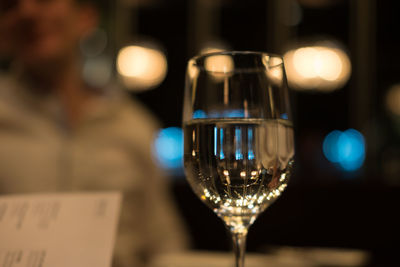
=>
[0,192,121,267]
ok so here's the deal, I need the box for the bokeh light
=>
[323,129,366,172]
[117,45,168,91]
[284,42,351,92]
[153,127,184,171]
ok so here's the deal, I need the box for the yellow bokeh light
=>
[316,49,343,81]
[293,47,319,78]
[117,45,167,91]
[284,43,351,92]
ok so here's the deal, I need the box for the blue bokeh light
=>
[153,127,183,170]
[323,129,366,172]
[322,130,342,163]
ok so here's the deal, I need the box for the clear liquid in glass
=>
[184,118,294,233]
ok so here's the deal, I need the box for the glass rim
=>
[188,50,284,73]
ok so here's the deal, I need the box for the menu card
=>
[0,192,121,267]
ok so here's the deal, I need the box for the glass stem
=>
[232,230,248,267]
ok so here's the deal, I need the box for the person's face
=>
[0,0,96,66]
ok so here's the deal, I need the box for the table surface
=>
[149,247,369,267]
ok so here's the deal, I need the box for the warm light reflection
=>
[187,59,199,80]
[266,65,283,86]
[204,54,234,81]
[385,84,400,116]
[284,44,351,92]
[198,41,232,81]
[117,45,167,91]
[264,54,284,85]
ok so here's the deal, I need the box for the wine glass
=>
[182,51,294,267]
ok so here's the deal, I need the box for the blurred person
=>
[0,0,188,266]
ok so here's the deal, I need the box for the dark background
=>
[113,0,400,265]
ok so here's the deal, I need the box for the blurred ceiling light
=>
[284,43,351,92]
[385,84,400,116]
[117,44,167,91]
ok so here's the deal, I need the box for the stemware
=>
[183,51,294,267]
